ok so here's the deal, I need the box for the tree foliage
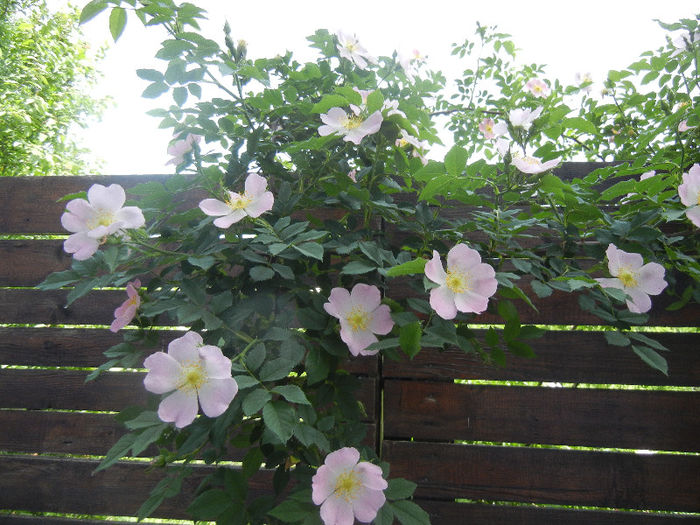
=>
[0,0,104,176]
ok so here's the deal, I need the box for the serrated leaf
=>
[108,7,127,41]
[187,489,233,520]
[632,345,668,375]
[444,144,468,177]
[250,265,275,281]
[390,499,431,525]
[293,242,324,260]
[79,0,108,24]
[385,478,417,500]
[242,388,272,416]
[273,384,311,405]
[136,68,164,82]
[263,401,296,443]
[604,330,630,347]
[386,258,427,277]
[341,260,377,275]
[399,322,422,358]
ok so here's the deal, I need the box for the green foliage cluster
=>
[0,0,105,176]
[39,2,698,523]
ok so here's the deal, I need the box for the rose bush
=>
[39,3,698,524]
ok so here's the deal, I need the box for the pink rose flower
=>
[143,332,238,428]
[198,173,274,228]
[166,133,202,166]
[509,107,543,130]
[678,163,700,227]
[511,153,561,174]
[336,31,375,69]
[678,120,695,132]
[323,283,394,356]
[318,107,383,145]
[595,244,667,314]
[478,118,507,139]
[312,447,387,525]
[110,279,141,332]
[525,78,550,98]
[425,244,498,319]
[61,184,146,260]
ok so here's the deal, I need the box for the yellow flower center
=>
[696,194,700,206]
[227,193,252,211]
[397,138,409,147]
[87,211,115,230]
[334,470,361,502]
[344,115,364,130]
[345,42,358,53]
[446,269,470,294]
[179,361,207,392]
[485,122,494,133]
[618,268,638,288]
[346,307,369,331]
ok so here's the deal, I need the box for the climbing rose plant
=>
[38,4,698,525]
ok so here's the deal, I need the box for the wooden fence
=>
[1,165,699,524]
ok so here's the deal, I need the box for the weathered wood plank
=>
[383,380,700,451]
[0,455,271,519]
[416,500,700,524]
[0,240,69,286]
[0,516,177,525]
[0,410,377,459]
[2,285,696,328]
[387,276,700,326]
[0,327,378,376]
[382,441,700,512]
[382,331,700,386]
[0,369,377,421]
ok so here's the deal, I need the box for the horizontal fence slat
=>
[416,500,700,525]
[383,441,700,513]
[0,516,177,525]
[2,286,696,330]
[0,369,377,421]
[387,277,699,326]
[383,380,700,452]
[0,410,377,459]
[0,175,176,235]
[0,455,272,519]
[382,331,700,386]
[0,240,69,287]
[0,165,604,235]
[0,327,377,376]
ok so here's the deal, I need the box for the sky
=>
[50,0,699,174]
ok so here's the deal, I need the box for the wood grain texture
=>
[0,369,377,421]
[383,379,700,451]
[0,327,377,376]
[0,516,176,525]
[416,499,700,524]
[382,331,700,386]
[0,240,69,286]
[0,455,272,519]
[383,440,700,512]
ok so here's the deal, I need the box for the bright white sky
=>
[50,0,698,174]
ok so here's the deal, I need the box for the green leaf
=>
[293,242,324,260]
[136,68,164,82]
[385,478,417,500]
[399,322,422,359]
[187,489,233,520]
[259,358,295,382]
[172,86,188,106]
[311,94,348,113]
[250,265,275,281]
[93,433,136,473]
[390,500,431,525]
[444,144,468,177]
[273,385,311,405]
[563,117,597,135]
[268,498,315,523]
[79,0,108,24]
[263,401,296,443]
[242,388,272,416]
[341,260,377,275]
[604,330,630,347]
[632,345,668,375]
[108,7,127,41]
[142,81,169,99]
[386,257,427,277]
[366,90,385,114]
